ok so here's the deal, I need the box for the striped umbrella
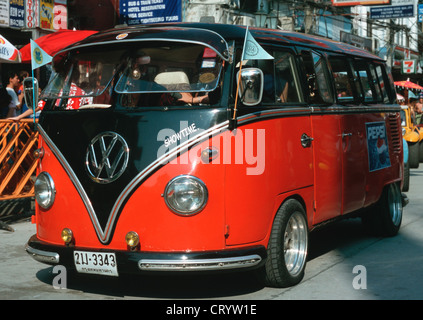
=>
[394,79,423,91]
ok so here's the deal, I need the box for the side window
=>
[328,56,355,103]
[240,49,303,105]
[301,50,333,104]
[273,51,303,104]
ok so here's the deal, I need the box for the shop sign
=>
[9,0,24,28]
[402,59,417,74]
[40,0,54,30]
[370,0,416,19]
[53,1,67,30]
[25,0,39,28]
[120,0,181,25]
[0,0,8,27]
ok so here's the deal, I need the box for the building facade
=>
[1,0,422,83]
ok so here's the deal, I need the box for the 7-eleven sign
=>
[402,60,416,74]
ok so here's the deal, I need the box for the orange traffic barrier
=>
[0,119,39,201]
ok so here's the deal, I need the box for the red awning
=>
[20,30,98,63]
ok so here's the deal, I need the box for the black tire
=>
[408,142,419,168]
[419,141,423,162]
[403,160,410,192]
[362,183,403,237]
[260,199,308,288]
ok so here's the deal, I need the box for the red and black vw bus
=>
[26,23,405,288]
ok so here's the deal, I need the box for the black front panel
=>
[39,108,227,236]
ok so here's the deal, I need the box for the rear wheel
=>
[408,142,419,168]
[402,160,410,192]
[362,183,403,237]
[260,199,308,288]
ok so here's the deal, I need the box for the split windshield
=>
[41,41,224,110]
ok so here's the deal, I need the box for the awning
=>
[19,30,97,63]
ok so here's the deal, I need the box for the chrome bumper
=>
[138,254,262,271]
[26,234,266,274]
[25,243,60,264]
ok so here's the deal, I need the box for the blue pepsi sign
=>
[366,122,391,172]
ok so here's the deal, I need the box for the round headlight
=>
[164,175,208,215]
[34,172,56,209]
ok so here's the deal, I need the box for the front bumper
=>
[26,234,266,275]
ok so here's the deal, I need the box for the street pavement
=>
[1,167,423,300]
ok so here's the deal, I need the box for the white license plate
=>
[74,251,118,277]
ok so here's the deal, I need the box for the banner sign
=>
[120,0,181,25]
[9,0,24,28]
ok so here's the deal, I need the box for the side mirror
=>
[23,77,39,110]
[237,67,263,106]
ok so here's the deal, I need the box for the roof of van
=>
[69,23,383,62]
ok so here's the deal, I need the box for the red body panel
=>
[35,111,402,252]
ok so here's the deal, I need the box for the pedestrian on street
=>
[5,71,24,118]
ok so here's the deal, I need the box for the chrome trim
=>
[138,254,262,271]
[35,172,56,209]
[38,121,230,244]
[25,244,60,264]
[85,131,130,184]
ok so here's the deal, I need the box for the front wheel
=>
[260,199,308,288]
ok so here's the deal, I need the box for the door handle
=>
[301,133,314,148]
[342,132,352,139]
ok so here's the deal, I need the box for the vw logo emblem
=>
[85,132,129,184]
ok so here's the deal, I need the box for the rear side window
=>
[374,64,392,103]
[352,59,382,103]
[328,56,355,104]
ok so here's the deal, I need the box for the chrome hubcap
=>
[284,212,308,276]
[388,184,402,227]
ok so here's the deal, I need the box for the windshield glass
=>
[41,41,224,110]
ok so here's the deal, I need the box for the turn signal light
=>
[125,231,140,249]
[61,228,73,244]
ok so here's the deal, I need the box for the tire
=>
[260,199,308,288]
[402,160,410,192]
[408,142,419,168]
[362,183,403,237]
[419,141,423,162]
